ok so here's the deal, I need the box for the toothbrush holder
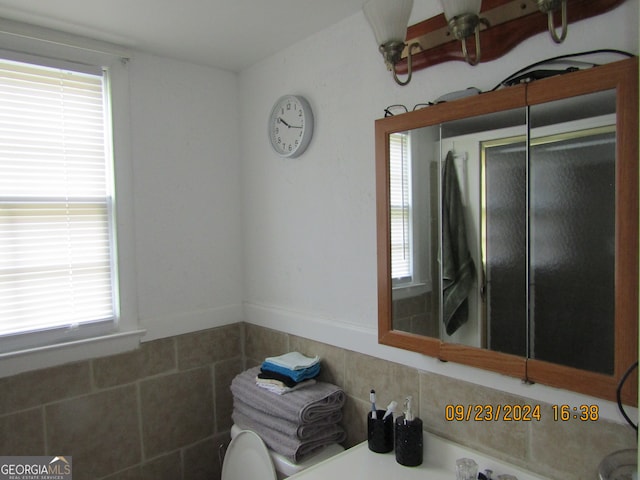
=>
[395,415,423,466]
[367,410,394,453]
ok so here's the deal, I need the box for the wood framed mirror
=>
[375,58,638,404]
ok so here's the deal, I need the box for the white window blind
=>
[0,58,116,344]
[389,132,412,281]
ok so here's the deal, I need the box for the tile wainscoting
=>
[244,324,637,480]
[0,322,635,480]
[0,324,243,480]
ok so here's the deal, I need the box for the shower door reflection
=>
[529,127,616,374]
[481,137,527,358]
[482,124,616,373]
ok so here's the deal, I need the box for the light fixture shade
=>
[363,0,414,46]
[440,0,482,20]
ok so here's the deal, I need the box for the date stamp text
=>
[444,404,599,422]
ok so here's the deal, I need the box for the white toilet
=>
[221,425,344,480]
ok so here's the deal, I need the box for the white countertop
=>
[288,431,549,480]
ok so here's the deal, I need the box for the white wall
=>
[239,1,639,422]
[129,53,243,340]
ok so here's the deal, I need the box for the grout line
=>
[89,359,97,392]
[135,381,146,464]
[211,364,218,434]
[240,322,246,371]
[173,336,180,371]
[179,446,185,480]
[41,405,48,455]
[418,370,423,419]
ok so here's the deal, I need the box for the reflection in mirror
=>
[390,107,529,347]
[391,125,440,338]
[439,108,526,349]
[390,90,617,373]
[528,90,616,374]
[481,136,528,357]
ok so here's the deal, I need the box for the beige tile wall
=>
[1,322,635,480]
[244,324,637,480]
[392,292,439,337]
[0,324,243,480]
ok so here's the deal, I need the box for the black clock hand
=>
[278,118,302,129]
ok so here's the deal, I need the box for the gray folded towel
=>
[230,367,346,424]
[232,409,346,463]
[233,397,342,440]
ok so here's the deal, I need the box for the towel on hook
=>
[442,150,475,335]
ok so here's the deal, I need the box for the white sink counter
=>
[289,431,549,480]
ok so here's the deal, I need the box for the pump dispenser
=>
[394,396,423,466]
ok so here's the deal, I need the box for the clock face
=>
[268,95,314,158]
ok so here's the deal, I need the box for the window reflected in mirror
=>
[391,126,439,338]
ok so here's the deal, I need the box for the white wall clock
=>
[268,95,314,158]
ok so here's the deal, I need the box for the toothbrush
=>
[382,400,397,420]
[403,396,414,424]
[370,389,377,419]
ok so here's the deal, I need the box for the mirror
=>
[376,58,638,403]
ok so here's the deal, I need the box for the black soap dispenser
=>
[394,396,423,466]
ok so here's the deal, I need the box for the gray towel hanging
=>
[442,150,475,335]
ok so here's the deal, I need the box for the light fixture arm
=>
[393,42,420,85]
[447,14,489,66]
[379,41,420,86]
[547,0,567,43]
[460,27,481,66]
[537,0,568,43]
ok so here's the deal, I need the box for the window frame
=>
[388,130,433,302]
[389,131,413,285]
[0,22,143,377]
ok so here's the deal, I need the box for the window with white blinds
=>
[0,57,117,349]
[389,132,412,282]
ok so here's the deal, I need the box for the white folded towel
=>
[264,351,320,370]
[256,377,317,395]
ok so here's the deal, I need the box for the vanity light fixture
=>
[363,0,420,86]
[439,0,490,66]
[536,0,568,43]
[368,0,617,79]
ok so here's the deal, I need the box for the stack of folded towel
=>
[230,352,346,463]
[257,351,321,394]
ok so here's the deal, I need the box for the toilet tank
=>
[230,424,344,478]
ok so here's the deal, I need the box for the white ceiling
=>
[0,1,443,71]
[0,0,374,71]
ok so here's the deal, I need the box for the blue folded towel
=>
[265,352,320,370]
[261,361,321,383]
